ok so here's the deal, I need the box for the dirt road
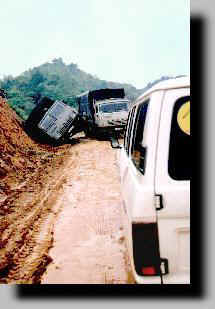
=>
[41,137,133,284]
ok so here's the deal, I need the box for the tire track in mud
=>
[41,139,134,284]
[0,148,75,283]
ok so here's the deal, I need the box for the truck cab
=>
[94,98,129,129]
[118,76,190,284]
[76,88,130,136]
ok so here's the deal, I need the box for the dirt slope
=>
[0,97,72,283]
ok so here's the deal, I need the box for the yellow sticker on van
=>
[177,101,190,135]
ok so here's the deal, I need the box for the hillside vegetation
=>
[0,58,173,120]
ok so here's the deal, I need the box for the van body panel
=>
[155,87,190,283]
[119,91,164,281]
[118,77,190,284]
[120,91,164,221]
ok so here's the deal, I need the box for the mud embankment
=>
[0,97,73,283]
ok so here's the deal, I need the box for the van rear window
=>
[168,96,190,180]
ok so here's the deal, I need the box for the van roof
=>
[136,76,190,102]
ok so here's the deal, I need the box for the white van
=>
[118,77,190,284]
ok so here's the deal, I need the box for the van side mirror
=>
[110,137,122,149]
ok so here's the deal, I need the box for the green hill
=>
[0,58,173,120]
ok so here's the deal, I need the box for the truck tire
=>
[84,124,96,137]
[24,97,54,141]
[84,127,91,137]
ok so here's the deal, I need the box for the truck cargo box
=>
[38,100,78,140]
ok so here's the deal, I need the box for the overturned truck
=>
[24,88,129,143]
[24,97,81,144]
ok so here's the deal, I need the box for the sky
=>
[0,0,189,89]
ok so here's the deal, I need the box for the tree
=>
[0,59,171,120]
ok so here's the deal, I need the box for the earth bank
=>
[0,97,72,283]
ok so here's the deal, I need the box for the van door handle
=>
[155,194,164,210]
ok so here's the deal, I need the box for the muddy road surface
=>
[41,137,133,284]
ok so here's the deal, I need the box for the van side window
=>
[131,100,149,174]
[124,110,132,150]
[168,96,190,180]
[124,106,136,154]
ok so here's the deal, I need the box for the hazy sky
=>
[0,0,189,89]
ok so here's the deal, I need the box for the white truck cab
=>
[76,89,130,136]
[94,98,129,128]
[118,76,190,284]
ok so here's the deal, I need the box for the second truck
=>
[76,88,129,137]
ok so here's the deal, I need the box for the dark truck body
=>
[37,100,78,140]
[24,97,80,143]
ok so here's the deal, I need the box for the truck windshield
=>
[99,103,128,113]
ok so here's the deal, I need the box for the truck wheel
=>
[24,97,54,140]
[84,128,91,137]
[84,125,95,137]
